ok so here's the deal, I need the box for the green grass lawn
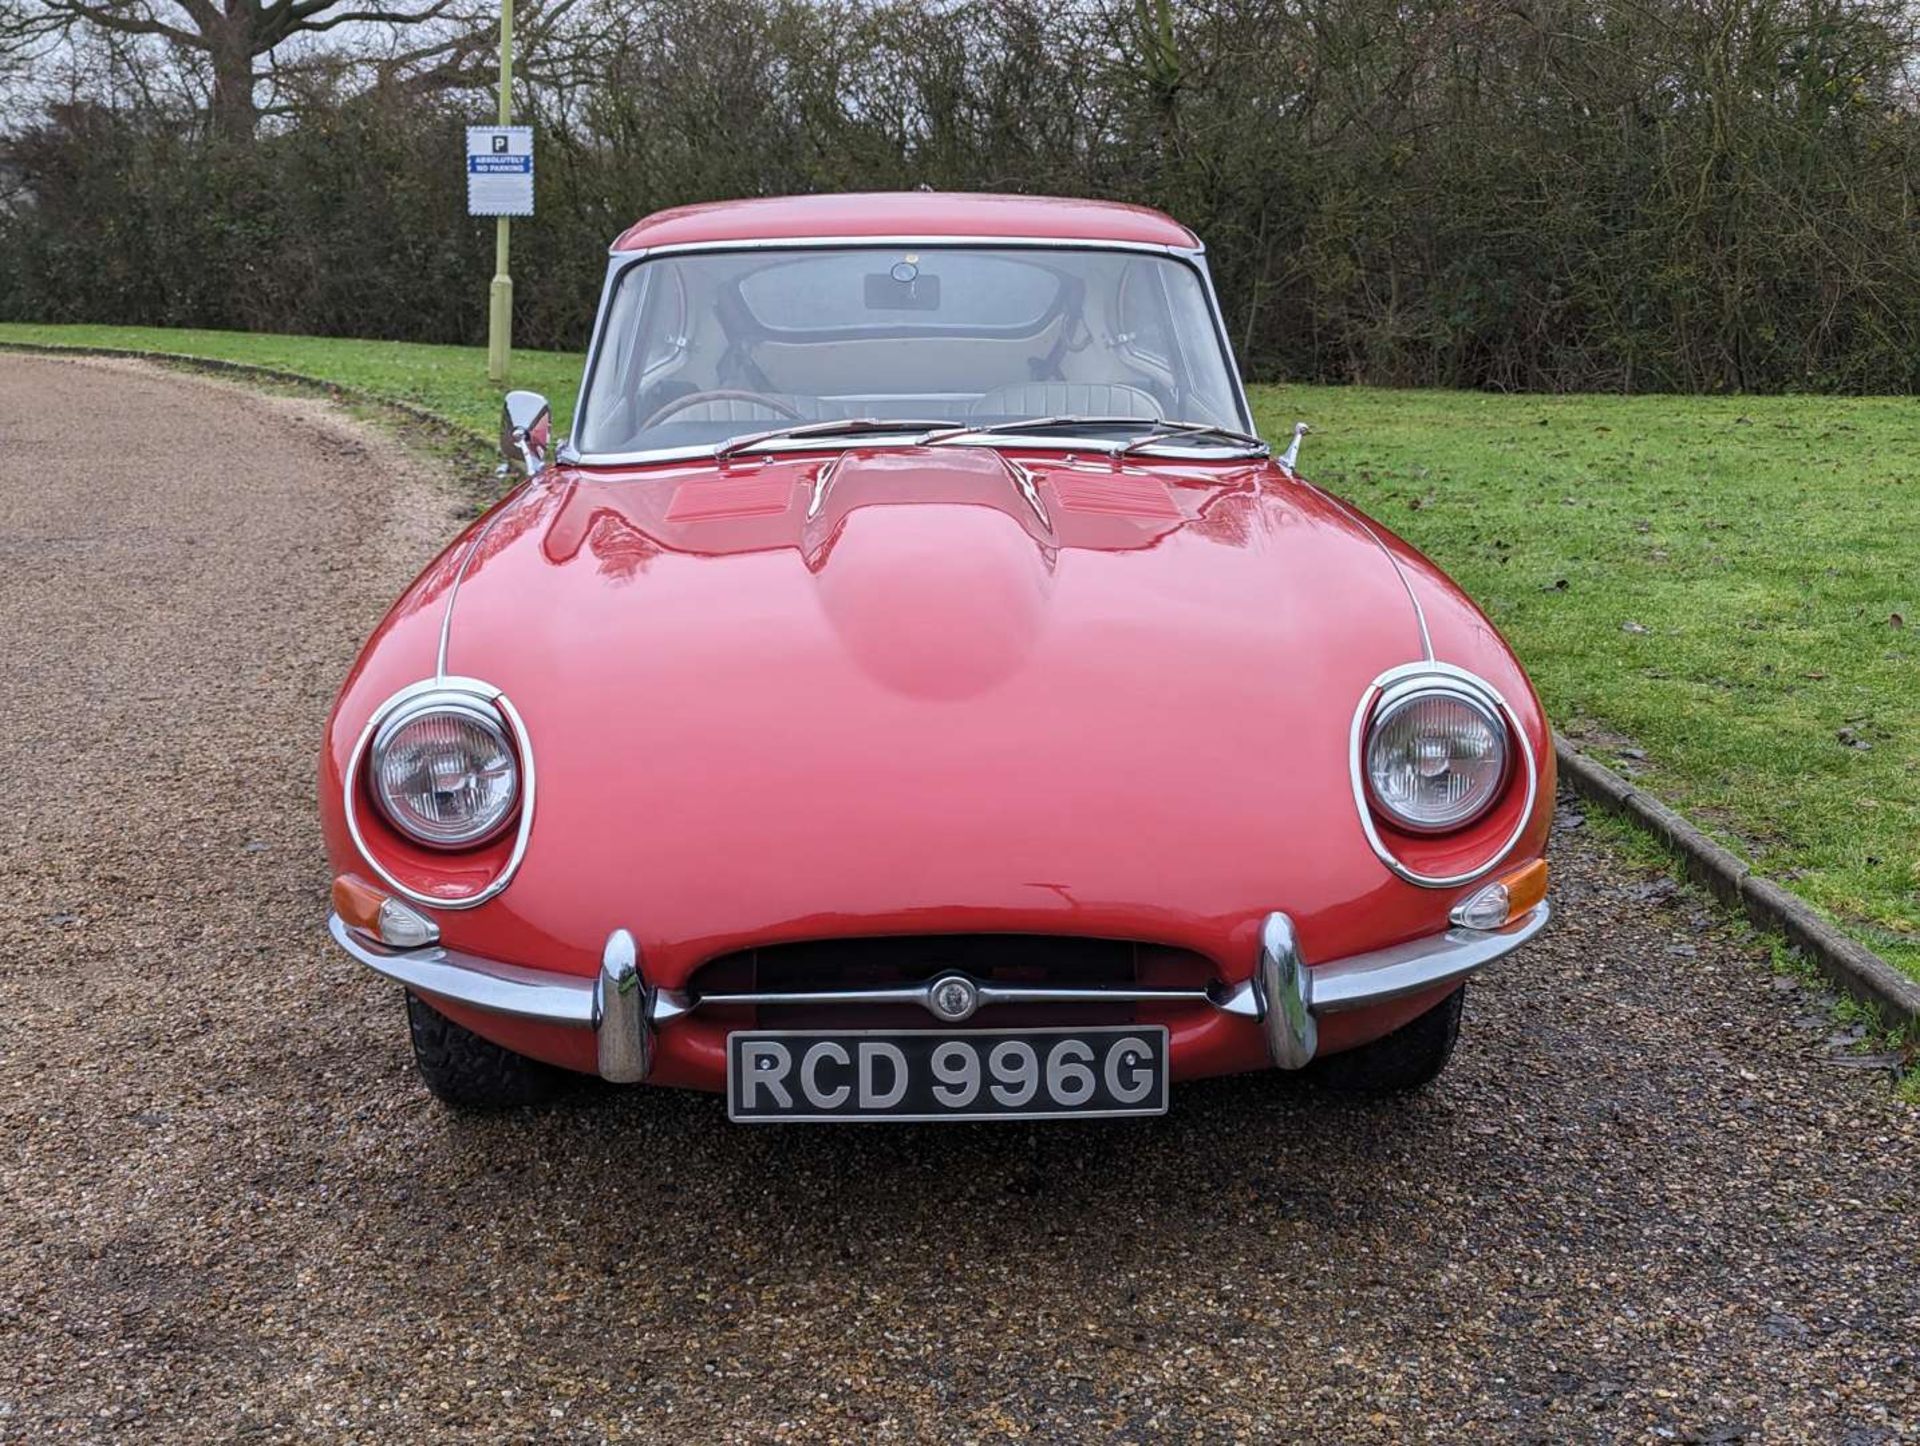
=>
[0,324,585,439]
[5,322,1916,985]
[1247,385,1920,988]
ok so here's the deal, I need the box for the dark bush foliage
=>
[5,0,1920,391]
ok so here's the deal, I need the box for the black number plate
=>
[726,1027,1170,1123]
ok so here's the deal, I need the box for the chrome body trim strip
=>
[567,234,1253,467]
[1346,661,1541,889]
[329,913,593,1025]
[436,492,530,681]
[666,976,1218,1021]
[341,678,538,911]
[1309,485,1434,662]
[1310,902,1549,1012]
[328,903,1548,1074]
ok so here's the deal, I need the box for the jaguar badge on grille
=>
[928,975,979,1022]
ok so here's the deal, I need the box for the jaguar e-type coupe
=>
[322,192,1552,1119]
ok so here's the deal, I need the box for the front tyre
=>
[404,992,566,1109]
[1310,985,1464,1094]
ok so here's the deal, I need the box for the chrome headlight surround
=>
[1348,662,1538,889]
[343,677,538,910]
[1362,679,1511,834]
[370,695,520,849]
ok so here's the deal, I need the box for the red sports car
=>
[322,192,1552,1120]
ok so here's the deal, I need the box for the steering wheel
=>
[642,389,806,429]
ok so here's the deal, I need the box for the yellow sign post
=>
[485,0,515,384]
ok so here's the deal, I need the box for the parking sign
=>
[466,126,533,217]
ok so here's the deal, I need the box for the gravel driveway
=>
[1,354,1915,1443]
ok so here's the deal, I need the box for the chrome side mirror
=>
[500,390,552,478]
[1278,421,1311,471]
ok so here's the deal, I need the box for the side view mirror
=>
[1278,420,1311,470]
[500,390,552,478]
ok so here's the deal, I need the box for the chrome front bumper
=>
[327,904,1550,1082]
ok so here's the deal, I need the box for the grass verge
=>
[6,322,1915,987]
[1250,385,1920,988]
[0,323,582,439]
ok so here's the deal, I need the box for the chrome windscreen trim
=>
[569,236,1253,464]
[341,678,538,911]
[1347,662,1540,889]
[560,425,1268,473]
[1190,249,1254,433]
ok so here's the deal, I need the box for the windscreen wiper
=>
[712,417,960,461]
[1114,420,1270,456]
[926,415,1268,456]
[921,414,1168,445]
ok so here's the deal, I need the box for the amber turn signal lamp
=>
[332,875,385,934]
[1502,858,1549,916]
[1449,859,1549,931]
[332,875,439,949]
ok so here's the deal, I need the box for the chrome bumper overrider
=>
[327,904,1550,1082]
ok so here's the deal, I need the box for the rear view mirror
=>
[864,270,941,311]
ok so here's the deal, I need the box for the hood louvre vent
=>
[1049,474,1183,519]
[666,476,797,522]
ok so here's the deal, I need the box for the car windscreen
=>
[574,245,1246,457]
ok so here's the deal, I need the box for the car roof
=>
[610,192,1200,253]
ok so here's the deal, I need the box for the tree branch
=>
[27,0,205,49]
[282,0,457,28]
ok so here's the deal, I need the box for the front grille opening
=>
[689,934,1216,1029]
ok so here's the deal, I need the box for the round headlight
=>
[370,699,520,849]
[1364,685,1510,833]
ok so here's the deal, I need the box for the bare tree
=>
[0,0,540,138]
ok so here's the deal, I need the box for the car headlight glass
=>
[1364,686,1510,833]
[371,700,519,848]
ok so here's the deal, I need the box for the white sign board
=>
[466,126,534,217]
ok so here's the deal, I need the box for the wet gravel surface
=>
[2,354,1916,1443]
